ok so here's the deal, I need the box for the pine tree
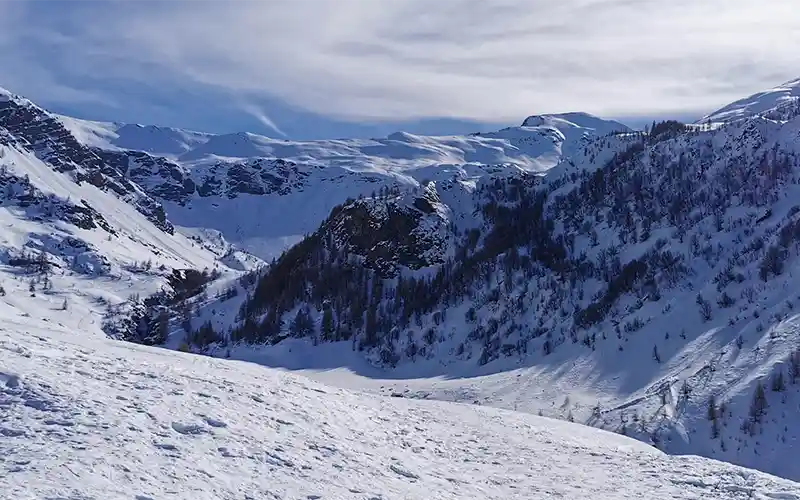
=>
[695,293,712,321]
[154,310,169,344]
[788,350,800,385]
[180,301,192,333]
[771,370,786,392]
[707,395,717,421]
[749,380,768,424]
[290,307,314,338]
[680,380,692,400]
[321,306,335,341]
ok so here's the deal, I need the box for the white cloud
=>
[5,0,800,122]
[238,101,287,137]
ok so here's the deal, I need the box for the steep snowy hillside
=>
[702,78,800,124]
[58,106,628,259]
[0,88,253,348]
[12,77,800,490]
[199,85,800,481]
[0,91,176,234]
[0,138,246,342]
[3,320,800,499]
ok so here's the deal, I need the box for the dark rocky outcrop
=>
[0,97,174,233]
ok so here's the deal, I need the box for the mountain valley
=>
[3,78,800,497]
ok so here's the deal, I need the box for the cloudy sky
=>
[1,0,797,138]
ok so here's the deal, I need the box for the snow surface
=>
[61,112,627,173]
[701,78,800,123]
[520,111,629,134]
[55,115,211,157]
[3,320,800,500]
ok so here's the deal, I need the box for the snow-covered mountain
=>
[7,78,800,494]
[4,317,800,499]
[0,88,258,349]
[701,78,800,124]
[183,79,800,482]
[59,110,629,260]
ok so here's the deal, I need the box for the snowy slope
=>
[3,320,800,500]
[0,134,243,343]
[200,82,800,482]
[702,78,800,123]
[55,116,211,157]
[0,144,218,273]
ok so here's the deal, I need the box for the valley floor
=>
[3,320,800,499]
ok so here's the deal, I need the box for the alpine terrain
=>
[3,78,800,498]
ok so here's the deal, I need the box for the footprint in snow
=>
[44,419,75,427]
[153,442,179,451]
[389,464,420,480]
[0,371,21,388]
[23,398,58,412]
[171,421,208,435]
[203,417,227,428]
[0,427,25,437]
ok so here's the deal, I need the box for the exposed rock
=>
[0,97,174,233]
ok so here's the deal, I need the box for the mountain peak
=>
[0,86,35,108]
[521,112,631,134]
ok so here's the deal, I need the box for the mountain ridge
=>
[701,78,800,124]
[52,97,628,261]
[5,78,800,490]
[196,78,800,480]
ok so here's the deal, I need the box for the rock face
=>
[0,163,114,234]
[0,94,174,233]
[210,158,310,199]
[93,148,196,206]
[95,147,316,205]
[323,183,452,278]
